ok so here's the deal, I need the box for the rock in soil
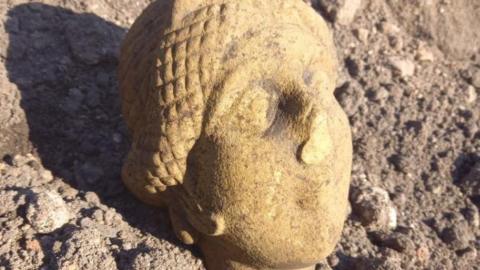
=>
[350,185,397,232]
[26,188,72,233]
[388,57,415,78]
[314,0,362,25]
[472,69,480,89]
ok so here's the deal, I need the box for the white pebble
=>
[336,0,362,26]
[389,57,415,78]
[26,189,71,233]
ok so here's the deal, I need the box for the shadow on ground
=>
[5,3,199,266]
[451,152,480,207]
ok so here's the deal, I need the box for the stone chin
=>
[199,168,349,269]
[205,216,345,270]
[232,204,346,269]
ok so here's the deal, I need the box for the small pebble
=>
[123,242,133,250]
[40,170,54,182]
[379,21,400,34]
[389,57,415,78]
[471,69,480,88]
[351,185,398,231]
[466,85,477,103]
[26,189,71,234]
[416,245,430,262]
[370,232,414,253]
[84,191,100,204]
[336,0,362,26]
[92,209,104,222]
[104,209,116,225]
[354,28,369,43]
[416,46,435,62]
[79,217,94,228]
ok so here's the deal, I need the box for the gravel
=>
[0,0,479,269]
[0,190,21,216]
[54,227,118,270]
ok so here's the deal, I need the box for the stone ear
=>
[169,204,225,245]
[169,207,199,244]
[184,206,226,237]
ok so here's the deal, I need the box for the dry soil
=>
[0,0,479,269]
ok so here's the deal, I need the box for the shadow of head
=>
[5,3,127,195]
[4,2,195,252]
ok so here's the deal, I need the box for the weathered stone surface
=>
[119,1,352,269]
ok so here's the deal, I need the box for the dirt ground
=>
[0,0,479,269]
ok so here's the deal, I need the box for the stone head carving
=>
[119,0,352,269]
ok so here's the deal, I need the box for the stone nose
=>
[299,110,333,165]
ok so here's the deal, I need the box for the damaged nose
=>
[299,111,333,165]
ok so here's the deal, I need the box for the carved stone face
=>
[119,1,352,269]
[186,28,352,269]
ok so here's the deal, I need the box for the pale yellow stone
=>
[301,114,333,165]
[119,0,352,269]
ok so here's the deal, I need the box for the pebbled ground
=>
[0,0,479,269]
